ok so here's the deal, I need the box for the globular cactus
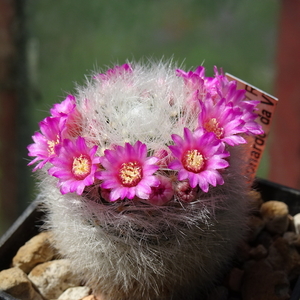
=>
[28,60,263,300]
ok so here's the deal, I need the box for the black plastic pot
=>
[1,178,300,299]
[0,198,44,271]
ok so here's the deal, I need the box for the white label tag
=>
[226,73,278,181]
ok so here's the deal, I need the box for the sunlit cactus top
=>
[27,61,263,204]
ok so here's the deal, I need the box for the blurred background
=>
[1,0,298,236]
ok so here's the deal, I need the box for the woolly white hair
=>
[76,60,198,157]
[38,60,251,300]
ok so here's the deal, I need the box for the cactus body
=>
[29,60,262,300]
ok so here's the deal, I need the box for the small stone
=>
[260,201,289,235]
[242,260,290,300]
[12,231,56,274]
[28,259,81,299]
[246,215,265,242]
[283,231,300,248]
[82,296,99,300]
[58,286,91,300]
[86,295,106,300]
[0,267,43,300]
[249,244,268,260]
[235,239,251,263]
[293,213,300,234]
[267,237,300,280]
[248,190,264,211]
[266,239,287,271]
[288,215,296,232]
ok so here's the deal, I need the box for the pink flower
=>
[177,66,219,101]
[175,181,197,202]
[98,141,160,201]
[50,95,82,138]
[48,137,101,195]
[176,66,205,89]
[176,67,205,111]
[178,66,263,137]
[198,97,247,146]
[50,95,76,116]
[238,100,264,135]
[27,116,66,171]
[168,127,229,192]
[148,175,174,205]
[211,67,263,135]
[94,64,132,80]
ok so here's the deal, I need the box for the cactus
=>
[28,60,263,300]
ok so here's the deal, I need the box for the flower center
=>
[204,118,224,139]
[119,161,142,187]
[72,154,91,179]
[47,137,59,156]
[182,149,204,173]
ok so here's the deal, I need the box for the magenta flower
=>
[177,66,229,116]
[98,141,160,201]
[94,64,132,80]
[50,95,76,117]
[50,95,82,138]
[27,116,66,171]
[177,66,219,100]
[175,181,197,202]
[48,137,101,195]
[211,67,263,135]
[148,175,174,206]
[178,66,263,137]
[238,100,263,135]
[198,97,247,146]
[168,127,229,192]
[176,66,205,89]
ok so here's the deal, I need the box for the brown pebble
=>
[248,190,264,212]
[242,260,290,300]
[246,215,265,242]
[235,239,252,263]
[293,213,300,234]
[249,244,268,260]
[267,237,300,281]
[81,296,99,300]
[288,215,296,232]
[260,201,289,235]
[283,231,300,248]
[12,231,56,274]
[0,267,43,300]
[28,259,81,299]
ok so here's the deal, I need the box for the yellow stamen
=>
[72,155,91,179]
[204,118,223,139]
[182,149,204,173]
[47,137,60,155]
[119,161,142,187]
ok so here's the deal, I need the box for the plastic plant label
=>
[226,73,278,181]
